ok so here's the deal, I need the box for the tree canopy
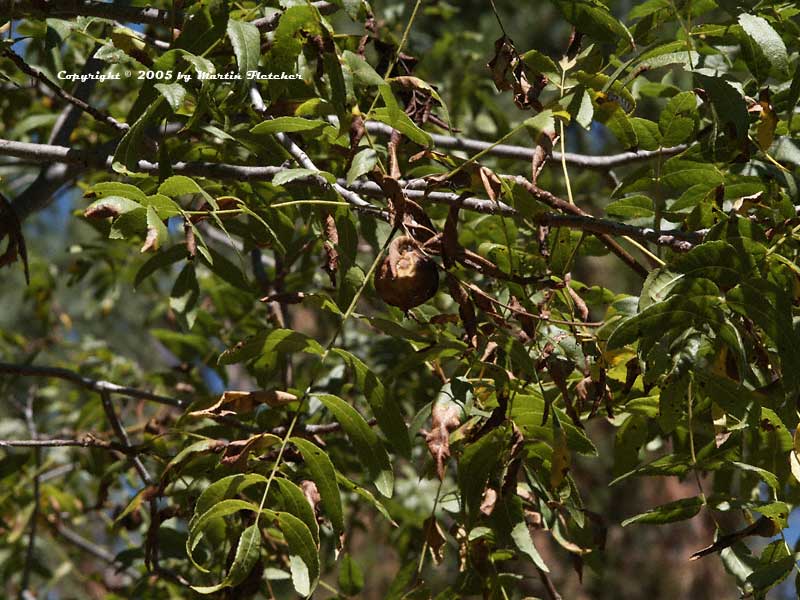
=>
[2,0,800,598]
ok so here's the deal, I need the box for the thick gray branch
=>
[0,137,702,250]
[332,117,689,168]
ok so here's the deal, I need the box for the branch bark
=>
[0,137,702,252]
[0,362,186,408]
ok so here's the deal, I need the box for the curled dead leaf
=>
[301,480,321,514]
[222,434,281,469]
[190,389,298,419]
[479,488,498,516]
[424,516,447,565]
[425,398,461,479]
[0,193,29,283]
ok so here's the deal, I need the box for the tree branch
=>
[347,118,689,169]
[11,48,106,221]
[1,45,128,132]
[100,390,154,485]
[0,137,702,253]
[0,362,186,408]
[0,436,141,454]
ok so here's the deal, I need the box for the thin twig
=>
[0,362,186,408]
[0,436,142,454]
[99,390,154,486]
[536,566,563,600]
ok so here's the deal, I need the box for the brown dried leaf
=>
[184,219,197,259]
[190,389,298,418]
[478,166,501,203]
[373,174,406,229]
[301,480,321,514]
[424,517,447,565]
[140,226,159,253]
[387,129,402,180]
[509,296,537,338]
[479,488,498,516]
[222,434,280,469]
[487,36,517,92]
[442,201,462,269]
[446,274,477,347]
[425,398,461,479]
[0,193,29,283]
[323,213,339,286]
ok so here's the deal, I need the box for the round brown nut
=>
[374,236,439,311]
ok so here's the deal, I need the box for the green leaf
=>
[142,193,182,219]
[154,83,186,112]
[273,168,335,186]
[606,295,724,349]
[748,548,794,592]
[621,496,703,526]
[291,437,345,535]
[87,182,147,202]
[332,348,411,458]
[329,0,362,20]
[519,48,559,75]
[347,148,378,184]
[315,393,394,497]
[188,499,263,573]
[693,74,750,142]
[192,524,262,594]
[659,91,697,146]
[338,553,365,596]
[729,462,778,492]
[523,109,556,137]
[737,14,789,77]
[605,195,655,223]
[227,19,260,80]
[159,175,209,199]
[279,511,320,597]
[274,478,319,544]
[335,471,396,526]
[113,99,165,173]
[511,394,597,455]
[552,0,633,45]
[342,50,385,86]
[143,206,168,252]
[639,51,698,70]
[192,474,268,529]
[629,117,662,150]
[198,245,250,290]
[458,427,510,519]
[251,117,329,135]
[500,496,549,572]
[603,107,638,148]
[262,328,325,356]
[218,331,269,365]
[372,84,431,146]
[170,263,199,329]
[84,195,142,218]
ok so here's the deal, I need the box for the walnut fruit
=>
[374,236,439,311]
